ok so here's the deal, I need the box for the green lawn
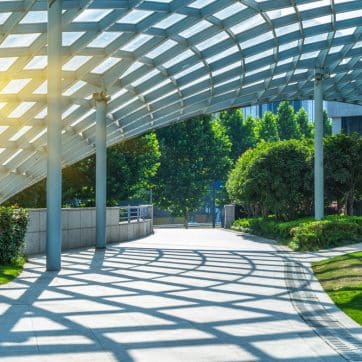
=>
[312,251,362,325]
[0,264,23,285]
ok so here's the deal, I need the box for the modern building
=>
[242,100,314,120]
[326,102,362,136]
[243,100,362,137]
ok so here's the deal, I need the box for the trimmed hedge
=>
[0,207,28,264]
[232,215,362,251]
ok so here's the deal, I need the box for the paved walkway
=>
[0,229,361,361]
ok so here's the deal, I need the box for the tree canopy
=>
[324,134,362,215]
[152,115,231,226]
[227,140,314,220]
[7,133,160,207]
[277,101,302,140]
[257,111,279,142]
[295,107,312,138]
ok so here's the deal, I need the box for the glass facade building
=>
[242,100,315,119]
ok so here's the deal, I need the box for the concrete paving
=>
[0,228,360,361]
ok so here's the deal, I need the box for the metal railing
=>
[119,205,153,223]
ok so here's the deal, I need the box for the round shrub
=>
[0,207,28,264]
[227,140,313,220]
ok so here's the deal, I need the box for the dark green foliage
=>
[290,218,362,251]
[153,116,232,225]
[218,110,257,161]
[63,132,160,206]
[257,111,279,142]
[295,107,312,138]
[106,133,160,205]
[218,108,245,162]
[277,101,301,140]
[0,207,28,264]
[232,215,362,251]
[227,140,313,220]
[6,133,160,207]
[6,180,46,208]
[324,134,362,215]
[232,216,313,241]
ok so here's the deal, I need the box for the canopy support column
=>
[94,92,110,249]
[46,0,63,271]
[314,68,325,221]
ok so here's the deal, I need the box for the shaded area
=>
[312,251,362,325]
[0,229,346,361]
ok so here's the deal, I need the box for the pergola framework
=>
[0,0,359,203]
[0,1,360,269]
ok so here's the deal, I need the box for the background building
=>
[242,100,314,119]
[242,101,362,136]
[326,102,362,136]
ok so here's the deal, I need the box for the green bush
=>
[0,207,28,264]
[324,134,362,216]
[227,140,313,220]
[232,215,362,251]
[227,135,362,219]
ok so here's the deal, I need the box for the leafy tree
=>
[324,134,362,215]
[218,109,258,161]
[227,140,313,220]
[257,111,279,142]
[5,180,46,208]
[6,133,160,207]
[106,133,160,205]
[295,107,312,138]
[218,109,245,161]
[277,101,301,140]
[153,115,232,227]
[242,116,258,151]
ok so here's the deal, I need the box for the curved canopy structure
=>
[0,0,361,202]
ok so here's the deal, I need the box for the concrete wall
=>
[25,207,153,255]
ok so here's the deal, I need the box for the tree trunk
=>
[184,210,189,229]
[347,190,355,216]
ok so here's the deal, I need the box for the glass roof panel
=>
[117,10,153,24]
[24,56,47,70]
[1,79,31,94]
[214,3,247,20]
[8,102,35,118]
[153,13,186,29]
[0,12,11,24]
[88,32,120,47]
[20,11,47,24]
[231,15,264,34]
[73,9,113,22]
[91,58,120,74]
[0,34,40,48]
[0,57,17,71]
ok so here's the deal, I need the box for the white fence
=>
[25,206,153,255]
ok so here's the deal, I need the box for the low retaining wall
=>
[25,207,153,255]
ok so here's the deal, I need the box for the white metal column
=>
[47,0,63,271]
[94,92,110,249]
[314,69,325,220]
